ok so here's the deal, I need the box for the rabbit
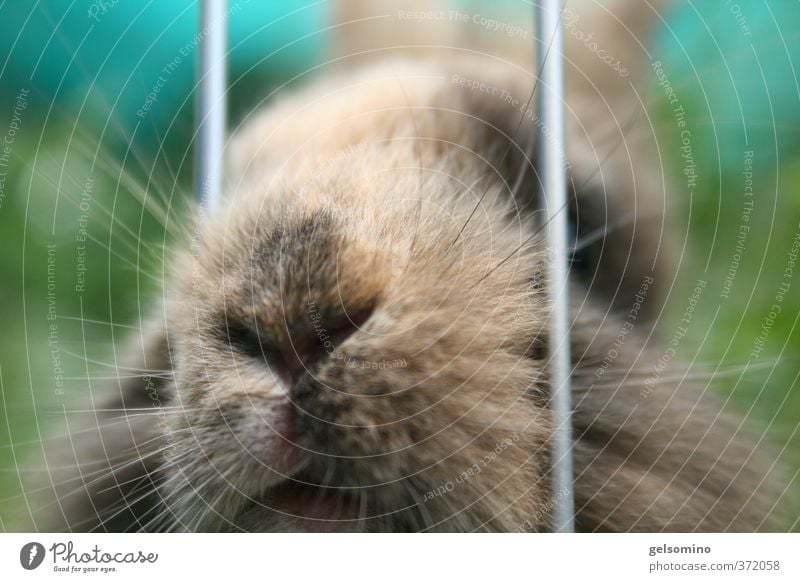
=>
[28,0,788,532]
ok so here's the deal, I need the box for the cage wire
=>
[536,0,574,533]
[194,0,575,532]
[196,0,226,213]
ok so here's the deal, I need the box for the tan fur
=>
[27,1,788,532]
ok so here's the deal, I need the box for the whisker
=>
[449,6,567,251]
[472,202,568,287]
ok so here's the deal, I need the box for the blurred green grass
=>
[1,1,799,530]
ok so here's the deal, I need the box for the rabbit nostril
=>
[290,304,375,375]
[222,321,294,384]
[223,321,270,360]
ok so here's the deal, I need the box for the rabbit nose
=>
[222,305,375,386]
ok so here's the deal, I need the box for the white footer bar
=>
[1,533,797,580]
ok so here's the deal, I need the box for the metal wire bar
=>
[197,0,227,211]
[535,0,574,532]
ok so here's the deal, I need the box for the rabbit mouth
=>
[261,481,363,522]
[239,478,426,532]
[217,478,383,531]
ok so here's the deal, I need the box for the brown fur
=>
[27,1,787,532]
